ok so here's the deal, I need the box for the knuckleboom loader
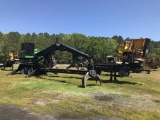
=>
[7,41,93,78]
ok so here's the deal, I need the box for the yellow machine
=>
[8,51,19,64]
[115,38,151,63]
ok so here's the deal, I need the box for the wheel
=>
[126,71,130,76]
[20,68,27,74]
[118,70,129,77]
[27,68,33,75]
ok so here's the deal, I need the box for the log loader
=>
[7,41,92,77]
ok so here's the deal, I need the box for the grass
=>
[0,66,160,119]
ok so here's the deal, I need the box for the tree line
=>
[0,32,160,63]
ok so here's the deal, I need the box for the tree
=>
[30,32,37,43]
[23,33,32,43]
[112,35,124,43]
[0,32,7,61]
[6,32,21,52]
[86,37,118,63]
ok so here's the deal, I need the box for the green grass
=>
[0,67,160,119]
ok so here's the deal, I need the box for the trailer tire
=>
[118,70,130,77]
[27,68,33,75]
[20,68,27,74]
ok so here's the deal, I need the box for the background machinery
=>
[93,38,151,78]
[115,38,150,64]
[146,57,160,69]
[0,51,19,70]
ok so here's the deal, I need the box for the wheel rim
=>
[28,68,33,75]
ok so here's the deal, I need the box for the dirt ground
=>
[0,105,55,120]
[0,105,96,120]
[1,93,159,120]
[0,104,121,120]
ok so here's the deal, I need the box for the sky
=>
[0,0,160,41]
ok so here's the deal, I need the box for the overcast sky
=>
[0,0,160,41]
